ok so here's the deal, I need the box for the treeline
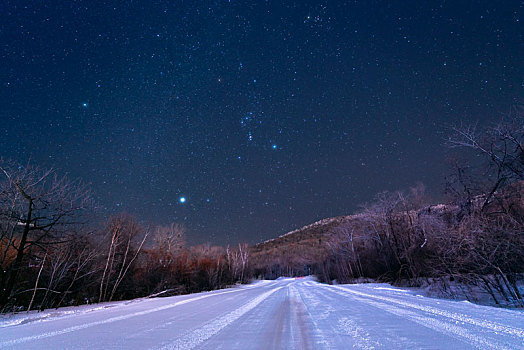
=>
[318,116,524,306]
[0,161,251,312]
[251,115,524,307]
[316,182,523,307]
[1,114,522,310]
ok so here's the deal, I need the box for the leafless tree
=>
[326,225,364,281]
[187,243,225,289]
[56,234,98,308]
[39,245,71,310]
[447,108,524,210]
[27,251,46,312]
[0,160,91,309]
[237,243,249,283]
[229,243,249,283]
[153,223,186,267]
[99,214,149,302]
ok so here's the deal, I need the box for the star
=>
[2,0,519,248]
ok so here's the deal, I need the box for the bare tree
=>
[153,223,186,267]
[447,108,524,210]
[195,244,226,289]
[229,243,250,283]
[99,214,149,302]
[56,234,98,308]
[326,226,355,282]
[27,251,46,312]
[238,243,249,283]
[0,160,91,309]
[39,246,71,310]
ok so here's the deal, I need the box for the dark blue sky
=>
[1,1,522,244]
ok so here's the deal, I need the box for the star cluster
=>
[1,1,522,244]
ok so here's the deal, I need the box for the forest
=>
[1,116,523,312]
[252,115,524,307]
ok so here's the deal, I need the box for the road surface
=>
[1,277,523,349]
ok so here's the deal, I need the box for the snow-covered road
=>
[1,278,523,349]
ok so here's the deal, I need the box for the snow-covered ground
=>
[1,277,522,349]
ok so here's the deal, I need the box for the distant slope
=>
[250,215,355,274]
[251,181,524,278]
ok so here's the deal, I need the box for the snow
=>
[260,216,348,244]
[1,278,523,349]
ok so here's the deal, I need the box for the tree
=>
[230,243,250,283]
[98,214,149,302]
[447,108,524,211]
[55,234,98,308]
[152,223,186,268]
[0,160,91,310]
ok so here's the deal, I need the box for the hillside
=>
[250,215,356,276]
[250,182,524,306]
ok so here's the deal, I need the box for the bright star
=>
[179,197,186,203]
[272,144,278,149]
[82,102,88,108]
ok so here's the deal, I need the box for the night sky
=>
[1,1,522,245]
